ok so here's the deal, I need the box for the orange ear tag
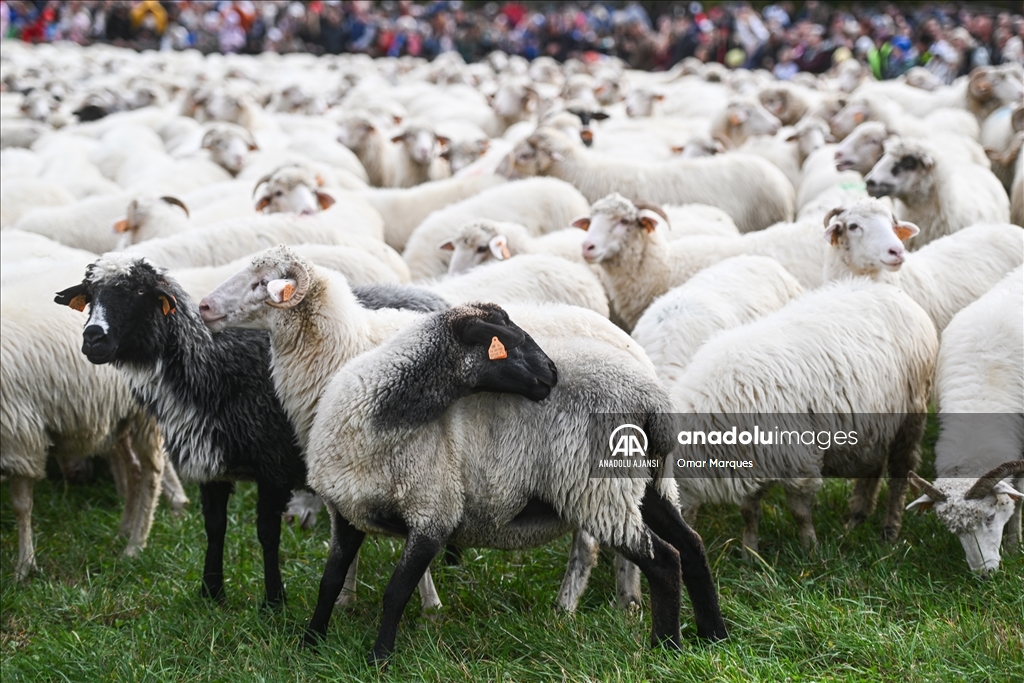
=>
[113,219,130,233]
[500,244,511,259]
[488,336,507,360]
[69,294,87,312]
[158,295,176,316]
[280,283,295,302]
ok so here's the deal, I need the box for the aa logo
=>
[609,424,648,458]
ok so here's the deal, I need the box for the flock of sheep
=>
[1,39,1023,663]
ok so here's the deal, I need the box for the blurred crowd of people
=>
[3,1,1023,82]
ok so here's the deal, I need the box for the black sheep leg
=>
[640,485,728,641]
[617,529,684,650]
[199,481,233,602]
[303,508,365,646]
[369,532,446,665]
[256,480,291,607]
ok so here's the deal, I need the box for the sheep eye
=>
[848,224,860,231]
[985,514,996,525]
[137,288,145,296]
[476,246,489,254]
[274,190,283,197]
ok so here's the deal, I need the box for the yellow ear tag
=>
[488,336,507,360]
[69,294,87,312]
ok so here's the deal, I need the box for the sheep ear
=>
[906,494,935,513]
[478,139,490,153]
[266,279,298,305]
[852,110,865,124]
[893,219,919,241]
[670,144,684,154]
[993,481,1024,501]
[155,289,177,316]
[637,209,661,233]
[201,130,216,148]
[255,196,271,212]
[571,216,591,231]
[316,191,336,210]
[488,235,511,260]
[390,134,405,144]
[591,111,610,121]
[55,283,88,311]
[436,135,450,148]
[728,109,748,126]
[439,241,455,251]
[653,94,665,101]
[784,132,799,142]
[112,217,131,233]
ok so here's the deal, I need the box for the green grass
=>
[2,425,1022,682]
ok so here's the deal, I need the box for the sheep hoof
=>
[367,647,392,667]
[14,560,37,582]
[422,604,443,622]
[200,583,226,603]
[169,500,189,517]
[880,526,900,543]
[844,513,868,530]
[334,590,356,608]
[617,595,641,612]
[122,544,143,559]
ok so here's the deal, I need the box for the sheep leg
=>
[614,554,642,611]
[10,476,37,581]
[417,567,441,613]
[368,532,446,665]
[304,507,365,646]
[784,488,818,550]
[739,491,764,555]
[256,480,291,608]
[880,416,924,542]
[108,446,128,499]
[199,481,233,602]
[616,531,682,650]
[113,437,142,539]
[640,485,728,642]
[335,551,359,607]
[124,434,162,558]
[556,529,600,612]
[160,462,189,516]
[846,473,883,529]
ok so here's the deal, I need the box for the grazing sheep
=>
[3,271,165,580]
[673,276,938,551]
[906,267,1024,574]
[865,138,1010,248]
[509,127,794,233]
[440,219,586,275]
[822,200,1024,332]
[402,177,591,280]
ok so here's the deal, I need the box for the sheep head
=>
[199,245,314,332]
[864,138,936,202]
[907,461,1024,574]
[202,122,258,175]
[509,128,571,177]
[440,220,518,276]
[391,125,449,166]
[833,121,892,175]
[576,193,669,265]
[823,199,918,276]
[253,165,334,215]
[112,196,190,247]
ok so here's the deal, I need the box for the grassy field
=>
[2,426,1022,682]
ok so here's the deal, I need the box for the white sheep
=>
[822,200,1024,332]
[0,178,76,228]
[865,137,1010,248]
[906,267,1024,574]
[358,174,505,251]
[576,193,826,330]
[402,177,591,281]
[631,255,804,389]
[440,219,586,275]
[509,127,795,234]
[672,276,938,551]
[388,123,452,187]
[11,191,134,253]
[708,97,782,149]
[833,121,989,177]
[1,270,165,579]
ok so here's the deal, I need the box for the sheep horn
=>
[965,461,1024,500]
[159,196,190,218]
[908,472,948,503]
[266,259,310,309]
[252,172,274,198]
[201,129,216,149]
